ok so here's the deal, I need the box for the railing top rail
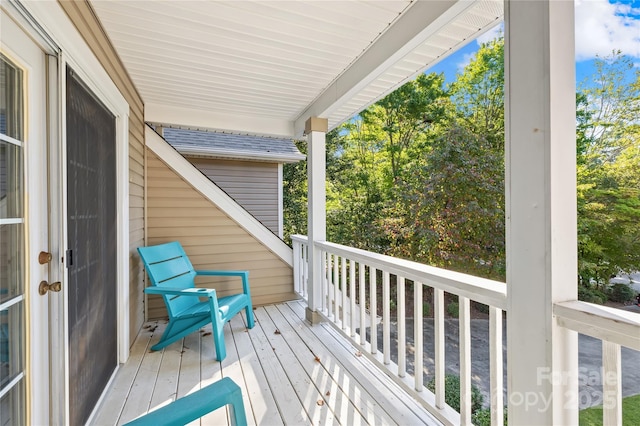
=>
[313,239,507,310]
[554,301,640,351]
[291,234,308,244]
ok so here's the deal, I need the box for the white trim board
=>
[145,126,293,266]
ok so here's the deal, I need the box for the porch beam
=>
[505,0,578,424]
[293,0,474,137]
[305,117,328,324]
[145,103,295,138]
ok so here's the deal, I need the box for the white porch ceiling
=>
[91,0,502,138]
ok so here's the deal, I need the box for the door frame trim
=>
[6,1,131,424]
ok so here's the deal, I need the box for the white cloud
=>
[454,23,504,71]
[457,52,476,71]
[575,0,640,60]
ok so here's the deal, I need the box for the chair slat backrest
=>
[138,242,199,317]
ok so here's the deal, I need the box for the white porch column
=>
[305,117,328,324]
[505,0,578,424]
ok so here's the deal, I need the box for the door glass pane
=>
[0,223,23,304]
[0,53,24,141]
[0,140,23,219]
[0,375,24,425]
[0,303,24,386]
[0,54,25,423]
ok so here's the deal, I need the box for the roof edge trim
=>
[176,147,306,163]
[146,103,295,138]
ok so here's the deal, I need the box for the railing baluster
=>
[333,253,339,322]
[398,276,406,377]
[370,267,377,354]
[359,262,366,346]
[490,306,504,426]
[341,256,347,331]
[460,296,471,425]
[302,243,308,298]
[321,250,328,313]
[414,281,423,392]
[383,271,390,365]
[602,341,622,425]
[349,259,356,337]
[293,240,300,295]
[434,288,445,409]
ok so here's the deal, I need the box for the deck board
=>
[92,302,441,425]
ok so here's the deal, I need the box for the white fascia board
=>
[146,103,295,138]
[145,126,293,266]
[293,0,471,136]
[178,148,305,164]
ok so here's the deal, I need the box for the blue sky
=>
[429,0,640,86]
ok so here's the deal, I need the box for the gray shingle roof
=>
[161,127,305,163]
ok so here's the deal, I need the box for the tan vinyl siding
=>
[188,158,279,235]
[59,0,146,347]
[147,151,296,319]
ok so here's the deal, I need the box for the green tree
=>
[450,37,504,150]
[282,139,308,245]
[576,52,640,290]
[360,73,449,181]
[578,51,640,162]
[385,125,505,279]
[326,119,388,250]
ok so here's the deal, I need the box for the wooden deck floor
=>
[91,301,441,425]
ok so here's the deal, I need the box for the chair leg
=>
[245,305,255,329]
[212,319,227,361]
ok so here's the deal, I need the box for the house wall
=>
[58,1,145,347]
[146,151,296,319]
[187,158,280,235]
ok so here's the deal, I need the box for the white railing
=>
[554,301,640,425]
[292,236,640,425]
[291,235,507,426]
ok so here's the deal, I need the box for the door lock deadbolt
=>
[38,251,53,265]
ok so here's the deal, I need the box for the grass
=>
[579,394,640,426]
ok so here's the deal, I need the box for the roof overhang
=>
[91,0,503,138]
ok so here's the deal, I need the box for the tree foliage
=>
[385,125,504,278]
[283,40,640,298]
[576,52,640,288]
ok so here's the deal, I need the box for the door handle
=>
[39,281,62,295]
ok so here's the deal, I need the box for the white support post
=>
[505,1,578,424]
[305,117,328,324]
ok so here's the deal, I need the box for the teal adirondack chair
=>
[138,241,255,361]
[124,377,247,426]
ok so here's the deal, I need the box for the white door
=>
[1,11,54,425]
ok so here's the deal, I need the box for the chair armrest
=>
[196,270,251,296]
[123,377,246,426]
[195,270,248,278]
[144,287,217,298]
